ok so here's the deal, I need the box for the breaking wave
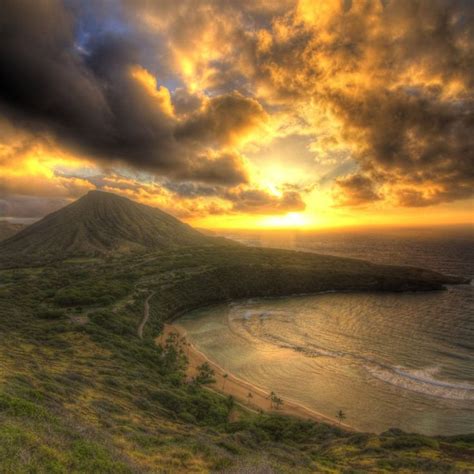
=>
[364,365,474,400]
[229,303,474,401]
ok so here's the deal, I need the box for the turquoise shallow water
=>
[178,229,474,435]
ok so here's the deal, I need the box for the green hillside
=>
[0,192,471,472]
[0,191,222,265]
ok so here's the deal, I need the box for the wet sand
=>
[159,323,355,431]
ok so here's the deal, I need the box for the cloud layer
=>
[0,0,262,186]
[1,0,472,223]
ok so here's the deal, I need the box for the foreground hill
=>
[0,191,220,264]
[0,191,471,472]
[0,247,472,472]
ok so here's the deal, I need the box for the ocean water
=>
[178,227,474,435]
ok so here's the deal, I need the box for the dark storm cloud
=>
[395,185,474,207]
[0,0,257,186]
[238,0,474,207]
[315,0,474,207]
[162,181,221,198]
[328,85,474,206]
[175,93,266,147]
[171,88,203,115]
[173,151,249,186]
[225,188,305,214]
[0,0,110,138]
[2,0,473,215]
[333,174,382,207]
[157,178,306,215]
[163,180,306,214]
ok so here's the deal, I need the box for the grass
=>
[0,246,472,472]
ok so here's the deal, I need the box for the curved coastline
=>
[162,284,474,437]
[161,322,357,431]
[133,246,471,435]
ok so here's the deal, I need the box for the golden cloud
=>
[1,0,472,225]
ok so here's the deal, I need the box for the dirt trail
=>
[137,291,155,339]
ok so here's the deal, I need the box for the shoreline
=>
[160,322,356,432]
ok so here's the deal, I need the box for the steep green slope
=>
[0,252,472,473]
[0,191,222,264]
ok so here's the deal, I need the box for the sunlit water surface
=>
[178,228,474,435]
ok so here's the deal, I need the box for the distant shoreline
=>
[160,322,356,432]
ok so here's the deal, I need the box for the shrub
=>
[382,434,439,450]
[149,388,230,426]
[37,308,65,320]
[194,362,216,385]
[180,412,197,424]
[0,393,51,421]
[70,440,130,473]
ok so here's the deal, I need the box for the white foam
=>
[365,364,474,400]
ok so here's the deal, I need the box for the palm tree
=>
[267,391,276,408]
[267,391,283,409]
[222,373,228,389]
[195,362,216,385]
[336,409,346,425]
[274,396,283,410]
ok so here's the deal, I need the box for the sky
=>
[0,0,473,229]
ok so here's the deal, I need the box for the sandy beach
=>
[159,323,355,431]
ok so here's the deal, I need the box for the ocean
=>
[177,226,474,435]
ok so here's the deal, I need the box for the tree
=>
[194,362,216,385]
[274,396,283,410]
[226,395,234,410]
[267,391,276,408]
[222,373,228,389]
[159,331,188,376]
[267,391,283,409]
[336,409,346,425]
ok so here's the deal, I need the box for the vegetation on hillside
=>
[0,192,471,471]
[0,247,472,473]
[0,191,224,265]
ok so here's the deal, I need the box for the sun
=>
[259,212,310,228]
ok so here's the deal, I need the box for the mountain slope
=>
[0,221,26,242]
[0,191,220,262]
